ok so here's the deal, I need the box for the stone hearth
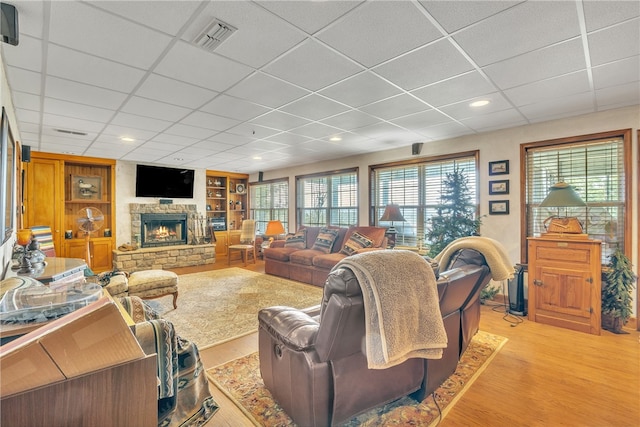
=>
[112,244,214,272]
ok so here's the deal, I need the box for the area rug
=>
[207,330,507,426]
[146,268,323,349]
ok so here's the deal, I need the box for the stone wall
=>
[112,244,215,272]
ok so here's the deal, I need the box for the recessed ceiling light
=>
[253,156,262,160]
[470,100,490,107]
[329,136,342,142]
[120,137,135,142]
[173,158,183,161]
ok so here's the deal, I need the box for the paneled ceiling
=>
[2,0,639,173]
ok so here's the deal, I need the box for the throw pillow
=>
[340,231,374,256]
[311,228,340,254]
[284,229,307,249]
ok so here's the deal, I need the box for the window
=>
[370,152,479,248]
[249,179,289,234]
[523,130,631,263]
[297,168,358,227]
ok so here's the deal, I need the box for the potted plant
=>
[601,248,637,334]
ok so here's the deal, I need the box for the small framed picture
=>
[489,180,509,195]
[488,160,509,176]
[489,200,510,215]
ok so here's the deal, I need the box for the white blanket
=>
[434,236,514,281]
[334,250,447,369]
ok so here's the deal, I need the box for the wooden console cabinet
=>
[528,236,602,335]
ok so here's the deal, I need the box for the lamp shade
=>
[539,182,586,207]
[265,220,285,236]
[379,204,406,222]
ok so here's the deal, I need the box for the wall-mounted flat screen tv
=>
[135,164,195,199]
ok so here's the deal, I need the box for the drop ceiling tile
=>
[360,94,430,120]
[263,39,362,91]
[353,122,422,143]
[138,141,186,153]
[290,122,343,139]
[452,1,580,66]
[519,92,595,122]
[17,122,41,135]
[459,108,527,132]
[39,142,86,155]
[263,132,313,145]
[439,93,512,120]
[44,98,115,123]
[583,1,640,32]
[190,140,236,152]
[181,1,305,69]
[12,92,41,112]
[418,122,474,140]
[242,140,288,152]
[249,110,311,131]
[150,133,200,146]
[135,74,218,109]
[226,72,309,109]
[503,71,591,107]
[122,96,191,122]
[225,122,279,140]
[121,149,168,163]
[15,109,42,127]
[420,1,522,33]
[100,125,158,141]
[1,35,42,72]
[207,132,255,146]
[46,76,128,110]
[40,133,94,145]
[42,113,105,133]
[12,1,44,38]
[6,67,42,96]
[316,1,442,67]
[46,45,146,93]
[49,1,173,70]
[373,39,475,91]
[280,94,350,121]
[154,41,253,92]
[163,123,217,140]
[256,0,363,34]
[180,111,240,132]
[201,95,270,121]
[596,81,640,109]
[593,56,640,89]
[484,39,586,90]
[389,109,451,131]
[411,71,495,107]
[320,110,381,130]
[110,112,172,132]
[588,20,640,66]
[91,1,201,36]
[319,72,402,108]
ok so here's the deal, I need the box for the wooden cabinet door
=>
[533,265,593,320]
[214,232,228,257]
[25,158,63,251]
[63,238,112,272]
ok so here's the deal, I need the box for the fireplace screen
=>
[141,213,187,247]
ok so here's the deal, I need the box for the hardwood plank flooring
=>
[170,260,640,426]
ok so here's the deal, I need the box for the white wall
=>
[114,160,208,246]
[252,106,639,314]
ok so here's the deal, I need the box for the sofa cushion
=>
[340,231,374,256]
[345,226,387,248]
[264,247,299,262]
[284,229,307,249]
[312,252,347,269]
[301,226,321,249]
[312,228,340,254]
[290,249,326,266]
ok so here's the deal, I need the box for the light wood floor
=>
[170,260,640,427]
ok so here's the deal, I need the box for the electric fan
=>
[76,207,104,269]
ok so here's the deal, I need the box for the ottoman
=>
[128,270,179,309]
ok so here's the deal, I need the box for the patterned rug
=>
[147,268,323,349]
[207,330,507,426]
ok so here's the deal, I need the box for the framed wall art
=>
[70,175,102,201]
[489,200,510,215]
[488,160,509,175]
[489,179,509,195]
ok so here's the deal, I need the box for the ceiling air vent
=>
[193,18,237,52]
[54,129,87,136]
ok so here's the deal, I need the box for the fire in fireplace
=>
[141,213,188,247]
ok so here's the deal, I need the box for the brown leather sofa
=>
[258,248,491,426]
[263,225,387,286]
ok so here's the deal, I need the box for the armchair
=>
[258,248,493,426]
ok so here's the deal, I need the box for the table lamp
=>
[539,181,586,234]
[379,204,405,248]
[264,220,285,244]
[15,229,34,274]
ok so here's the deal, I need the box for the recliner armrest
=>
[258,306,319,351]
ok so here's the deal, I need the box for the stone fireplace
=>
[111,203,215,272]
[140,213,188,248]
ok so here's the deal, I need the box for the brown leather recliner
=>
[258,248,491,426]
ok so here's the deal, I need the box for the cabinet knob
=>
[533,279,543,286]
